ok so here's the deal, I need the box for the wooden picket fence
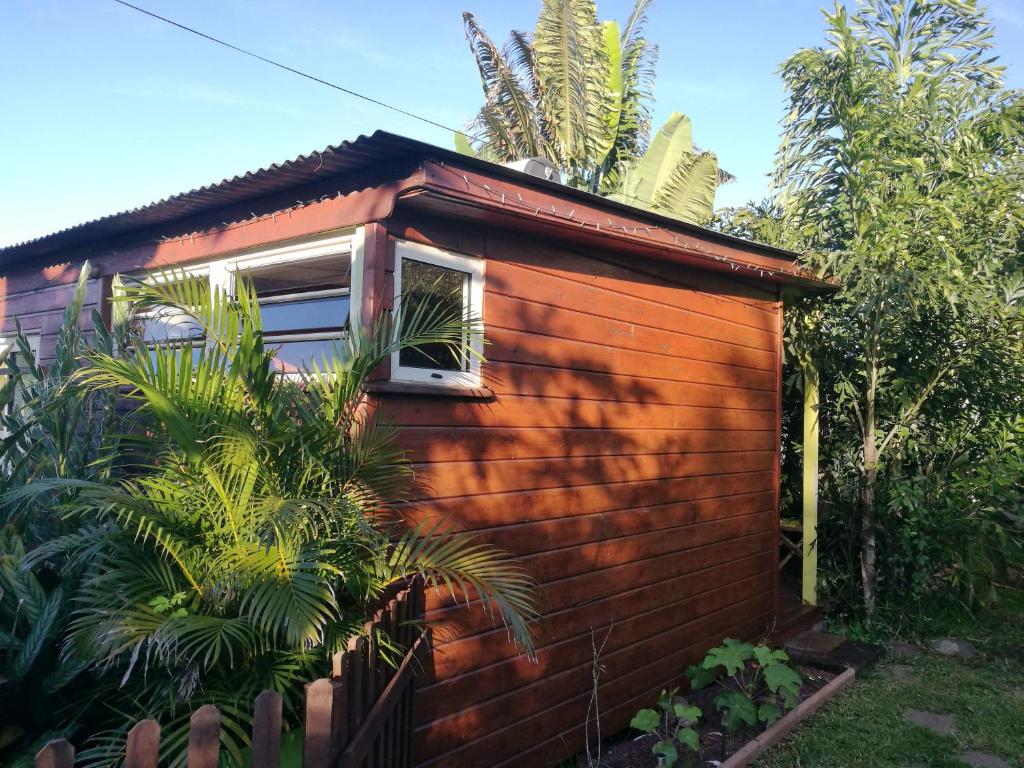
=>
[36,580,429,768]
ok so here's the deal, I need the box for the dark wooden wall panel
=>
[378,217,782,768]
[0,273,104,363]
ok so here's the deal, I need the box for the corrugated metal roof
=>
[0,130,808,268]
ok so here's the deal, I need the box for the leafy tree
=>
[712,200,791,250]
[8,273,540,765]
[460,0,727,222]
[774,0,1024,613]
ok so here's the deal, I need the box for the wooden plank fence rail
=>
[36,580,428,768]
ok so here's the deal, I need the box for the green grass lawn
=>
[755,589,1024,768]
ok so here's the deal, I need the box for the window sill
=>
[365,380,495,400]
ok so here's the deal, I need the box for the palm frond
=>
[377,522,541,658]
[611,111,721,222]
[230,541,342,647]
[49,268,89,379]
[652,149,721,224]
[534,0,604,176]
[10,587,64,682]
[616,0,657,152]
[463,12,545,159]
[150,615,261,671]
[593,0,656,191]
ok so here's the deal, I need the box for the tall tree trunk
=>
[859,454,878,615]
[860,368,879,615]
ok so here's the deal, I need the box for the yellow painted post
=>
[802,361,820,605]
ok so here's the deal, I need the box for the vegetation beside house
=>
[720,0,1024,625]
[0,266,539,765]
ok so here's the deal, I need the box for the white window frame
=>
[132,229,359,374]
[223,232,358,284]
[391,239,484,388]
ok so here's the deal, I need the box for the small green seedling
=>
[629,687,702,767]
[686,638,802,734]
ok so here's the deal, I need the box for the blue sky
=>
[2,0,1023,247]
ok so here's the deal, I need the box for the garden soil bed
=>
[574,665,839,768]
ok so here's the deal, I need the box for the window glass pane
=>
[141,306,204,344]
[260,295,350,334]
[238,255,351,339]
[138,276,209,345]
[266,338,341,374]
[244,257,351,297]
[0,349,18,376]
[1,348,19,417]
[2,337,40,419]
[398,258,468,372]
[148,344,204,369]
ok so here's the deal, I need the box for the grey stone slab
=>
[959,751,1011,768]
[905,708,956,735]
[930,637,978,659]
[786,631,847,655]
[880,663,915,681]
[890,641,923,658]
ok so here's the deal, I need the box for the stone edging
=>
[719,667,857,768]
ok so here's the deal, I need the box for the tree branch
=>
[877,362,950,459]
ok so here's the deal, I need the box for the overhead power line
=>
[108,1,708,216]
[110,0,481,142]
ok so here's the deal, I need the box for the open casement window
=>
[228,234,354,374]
[0,334,41,426]
[391,240,484,388]
[132,230,358,375]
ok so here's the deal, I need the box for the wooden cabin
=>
[0,132,830,768]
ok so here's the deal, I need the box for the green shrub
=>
[686,638,801,732]
[3,269,540,766]
[629,688,702,767]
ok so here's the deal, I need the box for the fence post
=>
[304,677,347,768]
[252,690,283,768]
[332,653,351,751]
[126,719,161,768]
[35,740,74,768]
[187,705,220,768]
[346,634,365,736]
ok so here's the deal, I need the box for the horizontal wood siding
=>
[0,271,104,362]
[378,219,782,768]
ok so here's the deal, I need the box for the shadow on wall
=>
[381,213,782,768]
